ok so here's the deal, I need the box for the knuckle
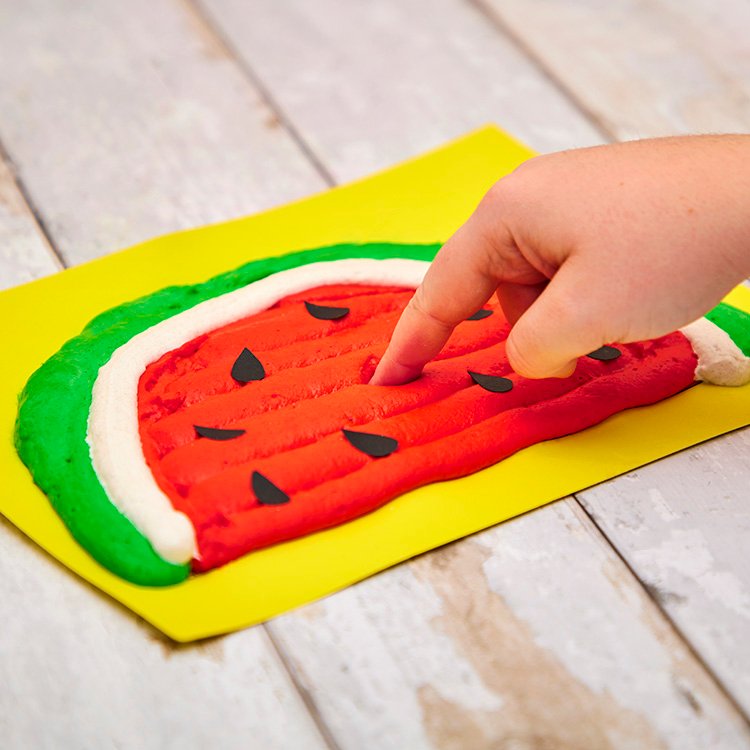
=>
[479,157,541,217]
[481,175,518,211]
[509,154,540,178]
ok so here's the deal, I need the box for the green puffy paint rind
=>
[15,243,440,587]
[706,302,750,356]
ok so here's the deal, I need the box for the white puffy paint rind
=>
[87,258,428,564]
[680,317,750,387]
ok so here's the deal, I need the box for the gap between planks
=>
[186,0,337,187]
[570,491,750,729]
[467,0,617,143]
[263,625,344,750]
[0,135,66,272]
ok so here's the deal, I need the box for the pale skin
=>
[371,135,750,385]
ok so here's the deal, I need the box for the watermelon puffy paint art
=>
[15,242,750,587]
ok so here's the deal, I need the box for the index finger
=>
[370,220,503,385]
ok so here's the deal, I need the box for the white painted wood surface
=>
[270,502,750,749]
[476,0,750,139]
[0,517,329,750]
[657,0,750,90]
[1,0,749,747]
[0,0,324,265]
[198,0,604,181]
[579,429,750,716]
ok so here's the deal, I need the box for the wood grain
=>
[0,0,324,266]
[474,0,750,139]
[198,0,604,183]
[0,517,330,750]
[269,501,750,749]
[579,428,750,716]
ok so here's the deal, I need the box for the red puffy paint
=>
[137,283,697,572]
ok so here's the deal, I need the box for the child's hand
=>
[372,135,750,385]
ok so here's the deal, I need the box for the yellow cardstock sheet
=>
[1,125,749,642]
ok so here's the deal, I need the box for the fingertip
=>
[506,334,576,379]
[370,357,422,386]
[369,296,454,386]
[371,217,505,385]
[503,263,601,380]
[548,360,577,379]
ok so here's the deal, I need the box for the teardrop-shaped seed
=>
[231,348,265,382]
[466,309,493,321]
[586,346,621,362]
[251,471,290,505]
[342,428,398,458]
[194,425,246,441]
[468,370,514,393]
[304,301,350,320]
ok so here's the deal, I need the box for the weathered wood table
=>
[1,1,749,748]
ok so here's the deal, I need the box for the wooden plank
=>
[0,154,60,289]
[269,501,750,749]
[578,427,750,716]
[473,0,750,138]
[199,0,750,741]
[0,517,329,750]
[0,1,333,746]
[0,0,324,266]
[197,0,604,184]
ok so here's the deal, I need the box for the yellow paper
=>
[1,125,749,642]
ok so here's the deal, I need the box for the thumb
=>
[506,262,605,379]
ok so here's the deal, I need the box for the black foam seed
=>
[467,309,493,321]
[252,471,290,506]
[342,428,398,458]
[231,348,265,382]
[468,370,514,393]
[194,425,246,441]
[586,345,622,362]
[304,301,350,320]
